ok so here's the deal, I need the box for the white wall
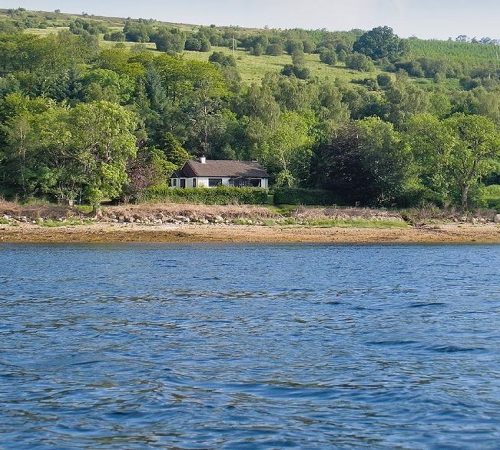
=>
[171,177,269,189]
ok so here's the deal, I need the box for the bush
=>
[346,53,375,72]
[142,186,270,205]
[104,31,125,42]
[281,64,310,80]
[266,43,284,56]
[319,49,337,66]
[377,73,392,88]
[273,188,344,206]
[209,51,236,67]
[482,185,500,211]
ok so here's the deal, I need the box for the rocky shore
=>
[1,200,499,244]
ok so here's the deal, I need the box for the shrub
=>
[104,31,125,42]
[377,73,392,88]
[482,185,500,211]
[281,64,310,80]
[141,186,270,205]
[319,49,337,66]
[273,188,344,206]
[266,43,283,56]
[209,51,236,67]
[346,53,375,72]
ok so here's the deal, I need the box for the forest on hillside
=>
[0,8,499,210]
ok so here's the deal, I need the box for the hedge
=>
[273,188,343,206]
[142,186,270,205]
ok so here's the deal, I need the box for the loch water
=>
[0,244,499,449]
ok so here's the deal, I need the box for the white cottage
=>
[171,157,270,189]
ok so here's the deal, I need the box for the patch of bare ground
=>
[0,223,498,244]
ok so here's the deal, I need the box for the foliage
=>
[0,97,137,206]
[312,119,415,206]
[160,132,190,167]
[346,53,375,72]
[404,113,500,209]
[319,48,337,66]
[0,12,499,211]
[151,27,186,54]
[353,26,407,61]
[143,186,269,204]
[209,51,236,68]
[481,184,500,211]
[445,114,500,209]
[273,188,343,206]
[124,147,176,201]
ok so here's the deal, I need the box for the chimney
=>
[200,156,207,164]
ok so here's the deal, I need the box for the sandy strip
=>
[0,223,499,244]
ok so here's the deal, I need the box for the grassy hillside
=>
[183,46,378,85]
[4,6,499,88]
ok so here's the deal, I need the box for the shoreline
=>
[1,223,499,245]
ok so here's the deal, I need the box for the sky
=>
[2,0,500,40]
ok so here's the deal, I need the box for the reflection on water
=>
[0,244,499,448]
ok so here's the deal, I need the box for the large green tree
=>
[445,114,500,209]
[313,118,414,205]
[405,113,500,209]
[69,101,138,208]
[353,26,407,61]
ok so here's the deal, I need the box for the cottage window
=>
[171,179,177,187]
[193,178,197,188]
[209,178,223,187]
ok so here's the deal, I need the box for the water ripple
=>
[0,243,499,449]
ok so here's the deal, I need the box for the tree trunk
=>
[92,204,101,218]
[461,183,469,211]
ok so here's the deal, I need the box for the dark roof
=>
[175,160,269,178]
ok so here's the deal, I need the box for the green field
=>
[406,38,500,65]
[18,24,380,85]
[3,8,498,87]
[99,37,380,85]
[184,46,379,85]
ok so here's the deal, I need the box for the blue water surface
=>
[0,244,499,449]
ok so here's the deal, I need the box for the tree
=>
[209,51,236,68]
[69,101,138,209]
[160,132,190,167]
[445,114,500,210]
[151,28,186,54]
[125,147,176,201]
[353,26,407,61]
[356,117,415,205]
[405,113,500,209]
[104,31,125,42]
[80,68,134,104]
[285,39,303,55]
[377,73,392,88]
[404,114,454,206]
[385,77,430,125]
[281,64,310,80]
[311,122,371,202]
[319,48,337,66]
[346,53,374,72]
[313,118,414,205]
[186,36,202,51]
[259,111,315,187]
[266,43,283,56]
[291,48,305,67]
[123,20,153,43]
